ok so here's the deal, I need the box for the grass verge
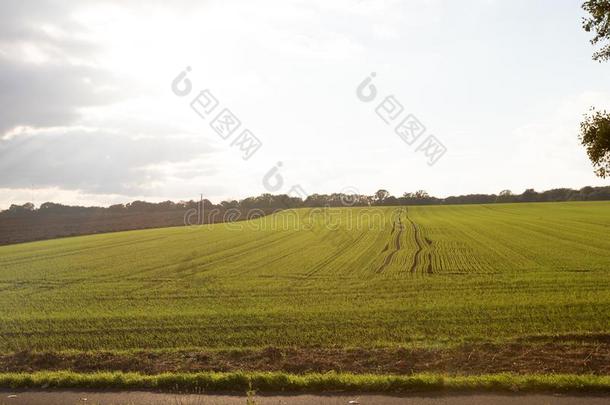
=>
[0,371,608,393]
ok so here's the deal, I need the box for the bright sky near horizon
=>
[0,0,609,209]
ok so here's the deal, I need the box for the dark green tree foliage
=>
[583,0,610,62]
[581,2,610,177]
[5,186,610,219]
[580,109,610,177]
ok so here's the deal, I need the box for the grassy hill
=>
[0,201,608,390]
[0,202,609,356]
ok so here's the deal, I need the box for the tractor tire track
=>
[406,212,424,274]
[424,237,434,274]
[376,210,404,273]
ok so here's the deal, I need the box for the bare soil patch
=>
[1,342,608,375]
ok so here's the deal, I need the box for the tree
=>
[108,203,125,212]
[520,188,538,202]
[583,0,610,62]
[374,189,390,203]
[581,2,610,176]
[580,108,610,177]
[415,190,429,199]
[496,190,514,203]
[6,202,35,215]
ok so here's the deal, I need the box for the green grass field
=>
[0,201,609,353]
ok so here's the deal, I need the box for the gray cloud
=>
[0,1,224,200]
[0,56,126,135]
[0,1,125,135]
[0,1,78,39]
[0,130,217,195]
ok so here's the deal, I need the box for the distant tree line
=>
[3,185,610,217]
[1,185,609,246]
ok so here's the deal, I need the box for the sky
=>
[0,0,609,209]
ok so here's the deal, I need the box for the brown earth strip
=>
[1,342,608,375]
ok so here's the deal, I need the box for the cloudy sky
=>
[0,0,609,209]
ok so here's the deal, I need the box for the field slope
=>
[0,202,609,378]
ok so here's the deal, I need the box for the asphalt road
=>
[1,391,609,405]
